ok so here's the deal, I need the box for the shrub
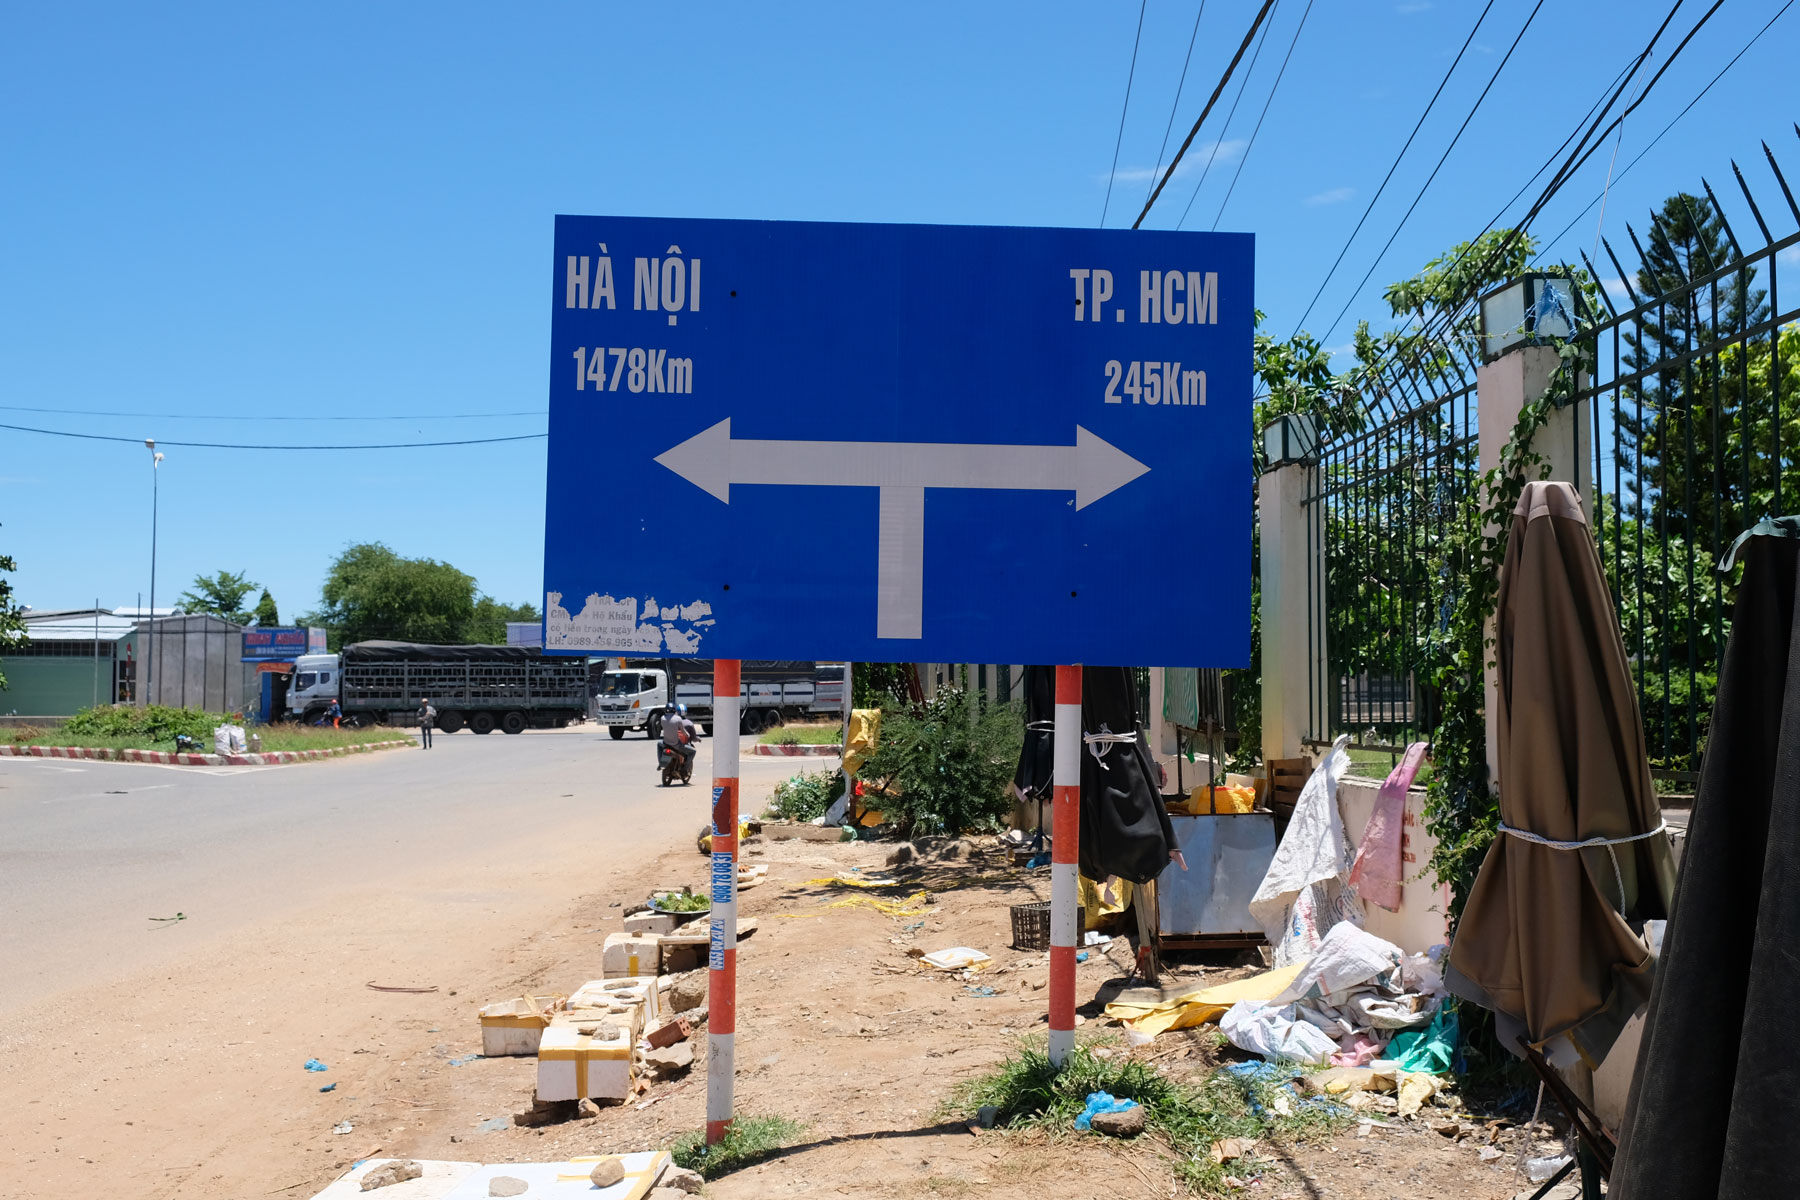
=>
[671,1114,803,1179]
[859,689,1022,836]
[61,704,235,744]
[766,769,840,822]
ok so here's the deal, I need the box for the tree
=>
[177,569,260,623]
[1618,192,1772,550]
[313,543,476,647]
[0,532,26,691]
[252,589,280,627]
[465,596,540,644]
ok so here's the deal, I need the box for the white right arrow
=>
[654,420,1152,641]
[654,419,1150,510]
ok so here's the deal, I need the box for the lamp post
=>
[146,440,163,705]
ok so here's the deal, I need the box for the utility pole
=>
[145,441,162,706]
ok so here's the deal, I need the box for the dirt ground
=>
[3,776,1560,1200]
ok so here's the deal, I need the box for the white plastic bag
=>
[214,725,233,756]
[1274,922,1404,1006]
[1220,1001,1339,1065]
[1248,735,1364,965]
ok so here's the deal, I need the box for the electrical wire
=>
[1347,0,1719,408]
[1531,0,1796,262]
[1099,0,1150,228]
[1172,2,1278,229]
[1144,1,1209,213]
[0,403,545,422]
[1286,0,1498,337]
[1314,0,1548,345]
[0,420,547,451]
[1209,0,1316,231]
[1132,0,1278,229]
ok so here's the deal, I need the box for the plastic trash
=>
[1083,931,1112,947]
[1074,1091,1139,1131]
[447,1053,481,1066]
[965,985,998,997]
[303,1058,329,1072]
[318,1082,337,1093]
[1124,1030,1155,1046]
[920,947,992,971]
[1384,1004,1459,1074]
[1076,951,1089,964]
[1525,1154,1573,1182]
[331,1120,354,1135]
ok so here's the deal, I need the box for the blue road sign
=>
[542,216,1251,667]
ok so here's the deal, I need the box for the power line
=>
[0,420,547,451]
[1209,0,1316,232]
[1349,0,1718,408]
[1144,1,1210,212]
[1099,0,1150,228]
[1132,0,1278,229]
[1532,0,1796,262]
[0,403,546,422]
[1314,0,1548,345]
[1286,0,1497,337]
[1174,1,1279,230]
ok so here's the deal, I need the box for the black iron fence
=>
[1303,139,1800,778]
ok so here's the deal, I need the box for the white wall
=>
[1336,774,1451,954]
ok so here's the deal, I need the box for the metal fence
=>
[1303,138,1800,778]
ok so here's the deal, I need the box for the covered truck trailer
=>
[288,642,589,735]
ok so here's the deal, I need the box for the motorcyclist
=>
[659,702,699,775]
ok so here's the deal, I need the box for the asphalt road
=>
[0,726,828,1020]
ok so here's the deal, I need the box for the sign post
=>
[1048,665,1083,1065]
[706,660,741,1145]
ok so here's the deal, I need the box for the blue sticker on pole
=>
[710,852,734,903]
[709,921,726,971]
[541,216,1252,667]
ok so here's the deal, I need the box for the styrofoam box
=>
[308,1158,479,1199]
[602,931,659,979]
[537,1022,633,1102]
[476,995,560,1057]
[439,1154,670,1199]
[623,910,681,935]
[567,978,661,1039]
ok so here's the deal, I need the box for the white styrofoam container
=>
[602,931,659,979]
[308,1158,479,1199]
[476,995,561,1057]
[536,1022,632,1103]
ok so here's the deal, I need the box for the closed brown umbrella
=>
[1445,481,1676,1067]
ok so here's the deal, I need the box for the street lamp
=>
[146,440,163,705]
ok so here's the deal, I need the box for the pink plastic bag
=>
[1347,742,1428,912]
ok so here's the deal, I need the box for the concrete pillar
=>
[1476,344,1590,785]
[1259,459,1325,766]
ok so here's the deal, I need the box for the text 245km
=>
[571,346,694,394]
[1104,360,1205,406]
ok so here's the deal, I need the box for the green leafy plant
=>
[62,704,240,744]
[0,533,23,691]
[765,769,839,822]
[670,1114,804,1179]
[859,689,1023,836]
[652,887,710,913]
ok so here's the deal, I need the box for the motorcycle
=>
[657,741,695,787]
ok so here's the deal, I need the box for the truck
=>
[591,660,848,740]
[287,641,590,735]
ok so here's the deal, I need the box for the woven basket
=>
[1010,900,1086,951]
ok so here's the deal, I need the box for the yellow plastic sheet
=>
[1176,784,1258,815]
[841,708,881,777]
[1103,961,1306,1036]
[827,890,932,918]
[1079,874,1134,927]
[805,874,898,889]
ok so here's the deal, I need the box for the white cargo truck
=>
[592,660,847,740]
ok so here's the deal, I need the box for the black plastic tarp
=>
[1013,665,1175,885]
[343,641,540,664]
[1611,518,1800,1199]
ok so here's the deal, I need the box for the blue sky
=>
[4,1,1796,620]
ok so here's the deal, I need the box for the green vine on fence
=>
[1423,330,1592,924]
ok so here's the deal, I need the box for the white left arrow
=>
[655,419,1150,510]
[654,420,1152,642]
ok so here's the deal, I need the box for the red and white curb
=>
[745,743,842,757]
[0,739,414,767]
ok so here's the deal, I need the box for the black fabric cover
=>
[1012,666,1175,885]
[343,641,539,663]
[1611,521,1800,1200]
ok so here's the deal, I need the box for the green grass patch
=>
[1346,747,1434,787]
[763,769,842,821]
[758,722,842,745]
[670,1114,804,1179]
[947,1040,1349,1196]
[11,705,403,753]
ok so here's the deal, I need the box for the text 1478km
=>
[571,346,694,394]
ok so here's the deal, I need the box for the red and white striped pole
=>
[705,659,741,1145]
[1048,664,1082,1067]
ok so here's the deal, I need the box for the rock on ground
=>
[667,971,708,1013]
[661,1166,707,1194]
[360,1159,422,1191]
[645,1042,695,1076]
[1089,1106,1147,1137]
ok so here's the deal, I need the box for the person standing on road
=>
[419,697,435,748]
[328,698,342,729]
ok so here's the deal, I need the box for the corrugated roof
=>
[21,615,136,642]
